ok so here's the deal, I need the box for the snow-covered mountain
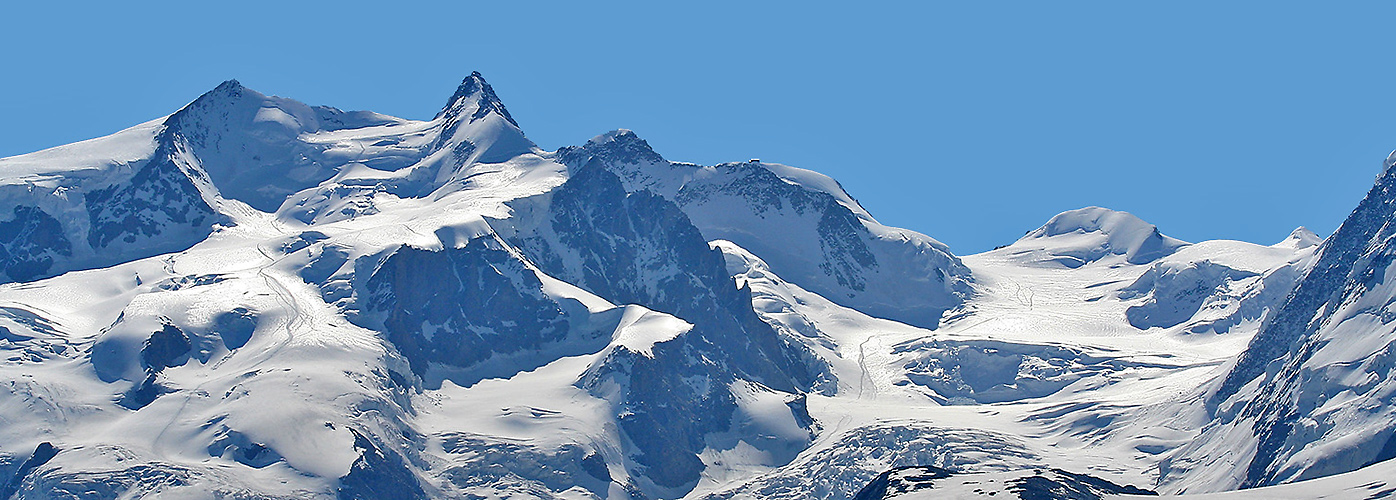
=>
[1159,151,1396,493]
[0,73,1387,500]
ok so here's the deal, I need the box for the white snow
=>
[0,117,165,183]
[1010,207,1189,267]
[606,305,692,358]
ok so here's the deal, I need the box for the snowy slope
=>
[0,109,221,282]
[1162,151,1396,493]
[695,209,1315,500]
[0,73,1384,500]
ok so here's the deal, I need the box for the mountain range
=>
[2,73,1394,500]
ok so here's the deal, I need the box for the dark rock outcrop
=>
[0,206,72,282]
[337,428,427,500]
[357,236,571,388]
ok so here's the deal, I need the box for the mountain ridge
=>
[0,72,1387,500]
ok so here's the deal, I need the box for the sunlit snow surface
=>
[0,74,1376,500]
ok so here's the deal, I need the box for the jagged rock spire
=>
[436,71,517,127]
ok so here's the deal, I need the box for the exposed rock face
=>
[508,164,820,390]
[0,206,71,281]
[504,165,822,488]
[83,148,216,251]
[851,466,1157,500]
[851,466,953,500]
[1169,153,1396,490]
[140,323,192,371]
[82,82,256,252]
[337,428,427,500]
[356,236,573,387]
[0,82,239,285]
[0,442,59,500]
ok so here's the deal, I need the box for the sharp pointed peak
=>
[451,71,488,96]
[164,79,266,129]
[186,78,262,108]
[436,71,517,127]
[199,79,256,101]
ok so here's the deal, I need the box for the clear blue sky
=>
[4,2,1394,254]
